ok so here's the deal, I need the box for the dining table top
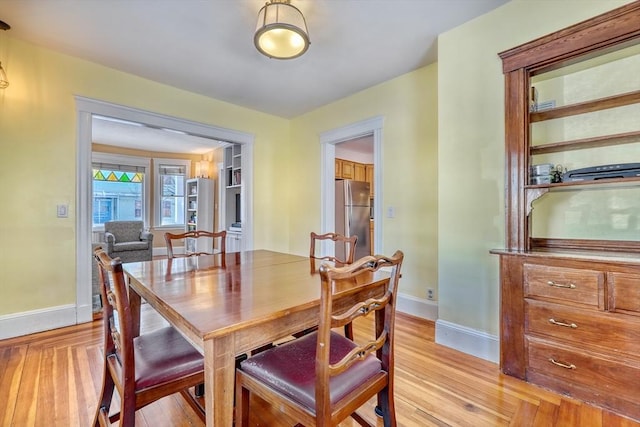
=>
[123,249,388,349]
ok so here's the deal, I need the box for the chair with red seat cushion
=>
[309,231,358,266]
[164,229,226,259]
[235,250,404,427]
[306,231,358,339]
[92,247,205,426]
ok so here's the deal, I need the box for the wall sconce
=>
[0,20,9,89]
[195,160,211,179]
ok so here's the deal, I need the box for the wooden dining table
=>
[123,249,390,426]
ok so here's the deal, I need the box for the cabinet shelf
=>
[531,130,640,155]
[530,89,640,123]
[526,175,640,190]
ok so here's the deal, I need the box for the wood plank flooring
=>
[1,309,638,427]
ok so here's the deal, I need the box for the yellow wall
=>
[437,0,635,335]
[0,37,289,315]
[290,65,439,300]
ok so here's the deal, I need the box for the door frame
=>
[320,116,383,256]
[75,96,254,322]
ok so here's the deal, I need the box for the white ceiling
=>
[1,0,509,152]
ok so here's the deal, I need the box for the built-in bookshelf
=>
[185,178,214,253]
[223,144,242,251]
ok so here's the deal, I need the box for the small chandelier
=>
[254,0,310,60]
[0,20,9,89]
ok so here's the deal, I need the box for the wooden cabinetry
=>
[365,164,374,197]
[493,2,640,420]
[340,159,354,179]
[493,252,640,419]
[335,157,372,185]
[185,178,214,254]
[353,162,366,181]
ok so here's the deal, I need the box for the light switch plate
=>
[386,206,395,218]
[57,204,68,218]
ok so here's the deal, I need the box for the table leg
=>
[128,283,141,337]
[204,335,235,426]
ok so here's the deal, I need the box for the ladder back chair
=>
[236,250,404,427]
[164,229,226,259]
[92,247,205,426]
[307,231,358,339]
[310,231,358,266]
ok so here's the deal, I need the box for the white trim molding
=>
[0,305,77,340]
[320,116,384,253]
[435,319,499,363]
[75,96,255,327]
[396,293,438,321]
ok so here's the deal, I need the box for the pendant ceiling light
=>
[0,20,9,89]
[254,0,310,60]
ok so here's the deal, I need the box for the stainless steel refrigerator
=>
[335,180,370,261]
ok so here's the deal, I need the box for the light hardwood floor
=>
[1,309,638,427]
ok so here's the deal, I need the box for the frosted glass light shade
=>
[254,1,309,59]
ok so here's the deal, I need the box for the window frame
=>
[153,158,191,229]
[92,152,151,231]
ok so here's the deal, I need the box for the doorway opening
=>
[75,97,254,323]
[320,116,383,257]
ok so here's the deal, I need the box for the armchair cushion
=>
[105,221,151,244]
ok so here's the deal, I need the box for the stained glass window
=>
[92,168,144,226]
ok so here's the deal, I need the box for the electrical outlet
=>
[427,288,434,300]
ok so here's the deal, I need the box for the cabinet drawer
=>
[608,272,640,316]
[523,263,602,307]
[526,337,640,418]
[525,299,640,356]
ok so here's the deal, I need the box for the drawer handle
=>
[549,358,576,370]
[548,318,577,329]
[547,281,576,289]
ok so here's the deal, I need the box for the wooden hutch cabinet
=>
[491,2,640,420]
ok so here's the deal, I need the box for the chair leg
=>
[344,323,354,340]
[376,387,396,427]
[194,383,205,397]
[119,383,138,427]
[93,367,115,427]
[235,375,250,427]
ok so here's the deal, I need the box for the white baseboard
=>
[435,319,499,363]
[0,304,78,340]
[396,293,438,321]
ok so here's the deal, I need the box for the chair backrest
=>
[309,232,357,266]
[164,230,226,258]
[315,250,403,420]
[104,220,144,242]
[94,248,135,388]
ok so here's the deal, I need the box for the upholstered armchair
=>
[104,221,153,263]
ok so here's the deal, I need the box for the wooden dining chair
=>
[307,231,358,339]
[164,229,226,258]
[92,247,205,426]
[309,231,358,265]
[236,250,404,427]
